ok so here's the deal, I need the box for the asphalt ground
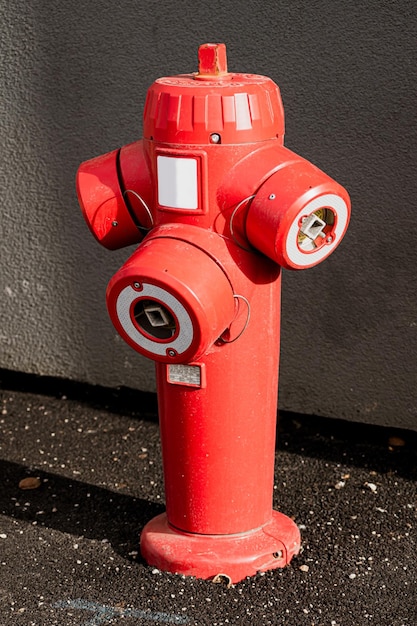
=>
[0,368,416,626]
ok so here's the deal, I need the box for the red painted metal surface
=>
[246,149,351,270]
[154,239,280,534]
[76,43,350,582]
[76,148,142,250]
[106,226,237,364]
[141,511,300,582]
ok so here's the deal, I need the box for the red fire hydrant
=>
[76,43,350,583]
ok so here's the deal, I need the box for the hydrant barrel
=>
[152,241,281,534]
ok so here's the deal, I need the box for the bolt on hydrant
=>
[76,43,350,583]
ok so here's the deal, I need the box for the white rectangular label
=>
[157,156,198,209]
[168,364,201,387]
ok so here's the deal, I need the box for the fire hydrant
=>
[76,43,350,583]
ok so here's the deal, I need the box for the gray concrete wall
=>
[1,1,416,429]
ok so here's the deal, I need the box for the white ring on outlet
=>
[116,283,194,356]
[284,193,349,267]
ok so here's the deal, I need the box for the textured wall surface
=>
[1,1,416,428]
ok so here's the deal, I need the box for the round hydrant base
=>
[140,511,301,583]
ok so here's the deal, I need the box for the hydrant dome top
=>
[143,43,285,145]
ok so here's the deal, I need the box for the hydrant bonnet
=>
[143,44,285,145]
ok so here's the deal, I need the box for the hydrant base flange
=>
[140,511,301,583]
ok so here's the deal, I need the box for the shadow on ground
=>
[1,458,164,563]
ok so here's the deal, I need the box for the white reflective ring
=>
[116,284,194,356]
[285,193,349,267]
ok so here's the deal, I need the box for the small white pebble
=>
[299,564,309,572]
[0,534,7,539]
[349,573,357,579]
[335,481,346,490]
[365,483,377,492]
